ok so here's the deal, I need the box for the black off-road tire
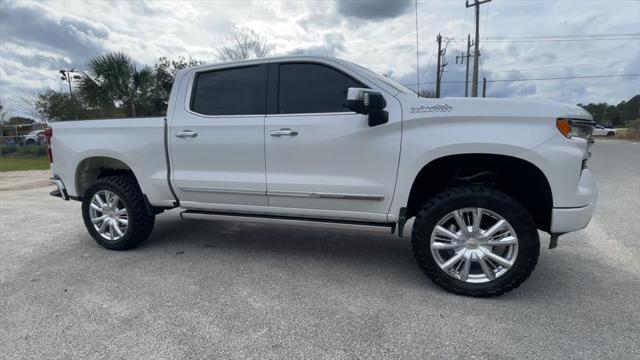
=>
[82,174,155,250]
[411,185,539,297]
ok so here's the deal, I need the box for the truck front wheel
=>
[411,186,539,297]
[81,174,155,250]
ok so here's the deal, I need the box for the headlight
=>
[556,118,595,141]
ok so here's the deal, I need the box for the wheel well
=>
[406,154,553,232]
[75,157,136,198]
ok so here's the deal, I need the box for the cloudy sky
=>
[1,0,639,116]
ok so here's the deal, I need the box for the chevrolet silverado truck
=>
[47,55,598,296]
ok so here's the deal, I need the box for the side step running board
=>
[180,210,396,234]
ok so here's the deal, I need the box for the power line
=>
[488,74,640,83]
[444,37,640,43]
[474,38,638,43]
[402,73,640,86]
[444,32,640,43]
[449,32,640,39]
[489,59,640,73]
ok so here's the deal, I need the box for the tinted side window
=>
[191,66,264,115]
[278,63,363,114]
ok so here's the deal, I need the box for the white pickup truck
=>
[48,55,598,296]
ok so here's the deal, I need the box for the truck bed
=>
[49,117,176,207]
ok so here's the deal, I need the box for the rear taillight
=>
[44,127,53,163]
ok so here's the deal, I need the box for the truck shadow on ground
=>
[142,213,435,287]
[134,212,604,299]
[153,217,412,256]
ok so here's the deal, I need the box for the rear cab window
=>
[190,65,267,116]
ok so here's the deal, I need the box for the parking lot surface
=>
[1,139,638,359]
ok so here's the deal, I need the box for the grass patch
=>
[0,157,50,172]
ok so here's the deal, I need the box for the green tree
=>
[35,90,81,121]
[77,52,154,117]
[152,56,205,113]
[617,95,640,123]
[604,105,620,126]
[579,94,639,126]
[34,89,125,121]
[0,102,7,141]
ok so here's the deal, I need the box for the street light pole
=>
[59,68,81,98]
[66,73,72,96]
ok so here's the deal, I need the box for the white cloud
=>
[1,0,638,114]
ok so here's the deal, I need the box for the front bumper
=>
[550,169,598,233]
[50,176,69,201]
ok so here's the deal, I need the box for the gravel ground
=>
[1,139,638,359]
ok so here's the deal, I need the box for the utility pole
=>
[456,35,472,97]
[482,77,487,97]
[465,34,471,97]
[466,0,491,97]
[435,34,448,98]
[435,34,442,98]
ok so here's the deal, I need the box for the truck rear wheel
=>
[81,174,155,250]
[411,186,539,297]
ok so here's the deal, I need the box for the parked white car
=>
[592,125,616,136]
[23,129,45,145]
[47,55,598,297]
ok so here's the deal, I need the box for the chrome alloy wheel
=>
[430,208,519,283]
[89,190,129,241]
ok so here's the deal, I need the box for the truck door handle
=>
[176,130,198,138]
[270,128,298,137]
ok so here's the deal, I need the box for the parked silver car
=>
[592,125,616,137]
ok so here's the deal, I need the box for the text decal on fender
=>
[409,104,453,113]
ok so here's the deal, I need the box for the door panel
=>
[170,64,268,207]
[265,111,401,214]
[171,115,267,206]
[264,61,402,216]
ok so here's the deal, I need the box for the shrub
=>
[624,119,640,140]
[0,144,47,157]
[0,145,18,155]
[21,145,47,156]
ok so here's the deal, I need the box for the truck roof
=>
[181,55,413,96]
[187,54,351,71]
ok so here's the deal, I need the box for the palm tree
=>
[77,52,154,117]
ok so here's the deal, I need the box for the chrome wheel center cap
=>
[465,237,479,249]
